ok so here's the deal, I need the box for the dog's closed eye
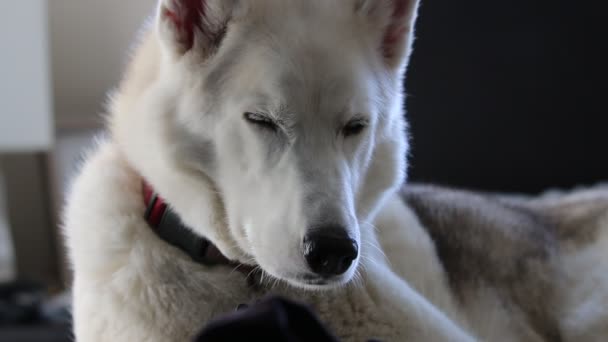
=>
[244,112,278,132]
[342,118,369,137]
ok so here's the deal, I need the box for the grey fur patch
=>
[174,124,218,176]
[260,117,291,164]
[203,42,245,98]
[401,184,563,341]
[525,191,608,248]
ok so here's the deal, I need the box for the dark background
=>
[406,0,608,194]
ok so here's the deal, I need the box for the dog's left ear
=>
[358,0,421,70]
[156,0,237,58]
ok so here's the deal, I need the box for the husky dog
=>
[63,0,608,341]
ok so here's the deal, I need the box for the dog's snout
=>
[303,228,358,277]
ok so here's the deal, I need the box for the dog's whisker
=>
[272,277,281,290]
[228,265,242,276]
[359,255,383,272]
[260,270,268,286]
[244,266,261,282]
[361,239,391,267]
[356,271,364,288]
[228,256,258,276]
[350,269,363,289]
[362,221,380,233]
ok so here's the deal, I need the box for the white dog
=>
[63,0,608,341]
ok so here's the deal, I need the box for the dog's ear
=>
[358,0,421,70]
[157,0,236,57]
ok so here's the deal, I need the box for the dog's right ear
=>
[156,0,236,57]
[357,0,421,71]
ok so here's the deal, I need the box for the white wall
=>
[0,1,53,152]
[49,0,156,128]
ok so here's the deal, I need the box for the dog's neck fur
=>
[111,31,251,263]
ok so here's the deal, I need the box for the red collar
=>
[143,182,167,227]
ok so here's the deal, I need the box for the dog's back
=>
[402,184,608,341]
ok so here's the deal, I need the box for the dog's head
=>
[118,0,419,289]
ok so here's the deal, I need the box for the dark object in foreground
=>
[195,296,340,342]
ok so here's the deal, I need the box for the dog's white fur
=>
[63,0,608,340]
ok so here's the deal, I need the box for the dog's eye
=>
[342,119,368,137]
[244,112,278,131]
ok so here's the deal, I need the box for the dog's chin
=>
[276,268,358,291]
[286,278,349,291]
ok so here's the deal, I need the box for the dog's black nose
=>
[303,228,358,277]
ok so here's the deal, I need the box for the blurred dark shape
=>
[196,296,341,342]
[0,280,71,342]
